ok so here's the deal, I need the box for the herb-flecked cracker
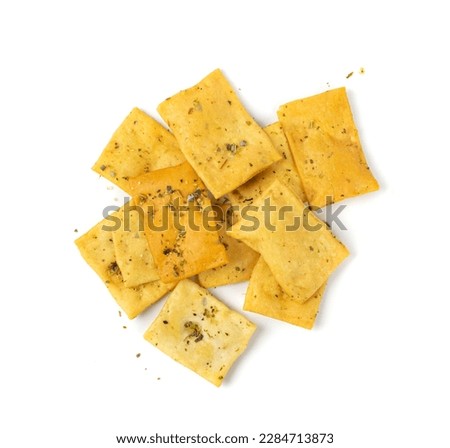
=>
[112,205,160,288]
[92,108,185,194]
[245,257,325,329]
[278,87,379,208]
[129,162,228,283]
[157,69,282,198]
[75,214,177,319]
[229,122,307,206]
[144,279,256,386]
[198,227,259,288]
[228,180,349,303]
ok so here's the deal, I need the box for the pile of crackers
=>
[76,69,378,386]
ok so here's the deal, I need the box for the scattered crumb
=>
[114,197,119,202]
[157,377,161,380]
[122,325,127,329]
[359,67,365,74]
[107,186,114,191]
[136,353,141,358]
[326,82,330,88]
[118,310,122,317]
[346,71,354,79]
[74,229,78,233]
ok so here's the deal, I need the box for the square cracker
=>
[112,204,160,288]
[129,162,228,283]
[278,87,379,208]
[92,107,185,194]
[198,226,259,288]
[227,179,349,303]
[75,214,177,319]
[245,257,325,329]
[228,122,307,206]
[157,69,282,198]
[144,279,256,386]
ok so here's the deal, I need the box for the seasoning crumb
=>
[108,261,121,276]
[346,71,354,79]
[163,320,169,325]
[359,67,365,74]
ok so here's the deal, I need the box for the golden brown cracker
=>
[228,180,349,303]
[112,205,159,287]
[144,279,256,386]
[129,162,228,283]
[245,257,325,329]
[75,214,176,318]
[278,87,379,207]
[157,69,281,198]
[198,228,259,288]
[92,108,185,193]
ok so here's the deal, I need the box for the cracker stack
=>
[76,69,378,386]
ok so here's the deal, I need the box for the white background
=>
[1,1,449,447]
